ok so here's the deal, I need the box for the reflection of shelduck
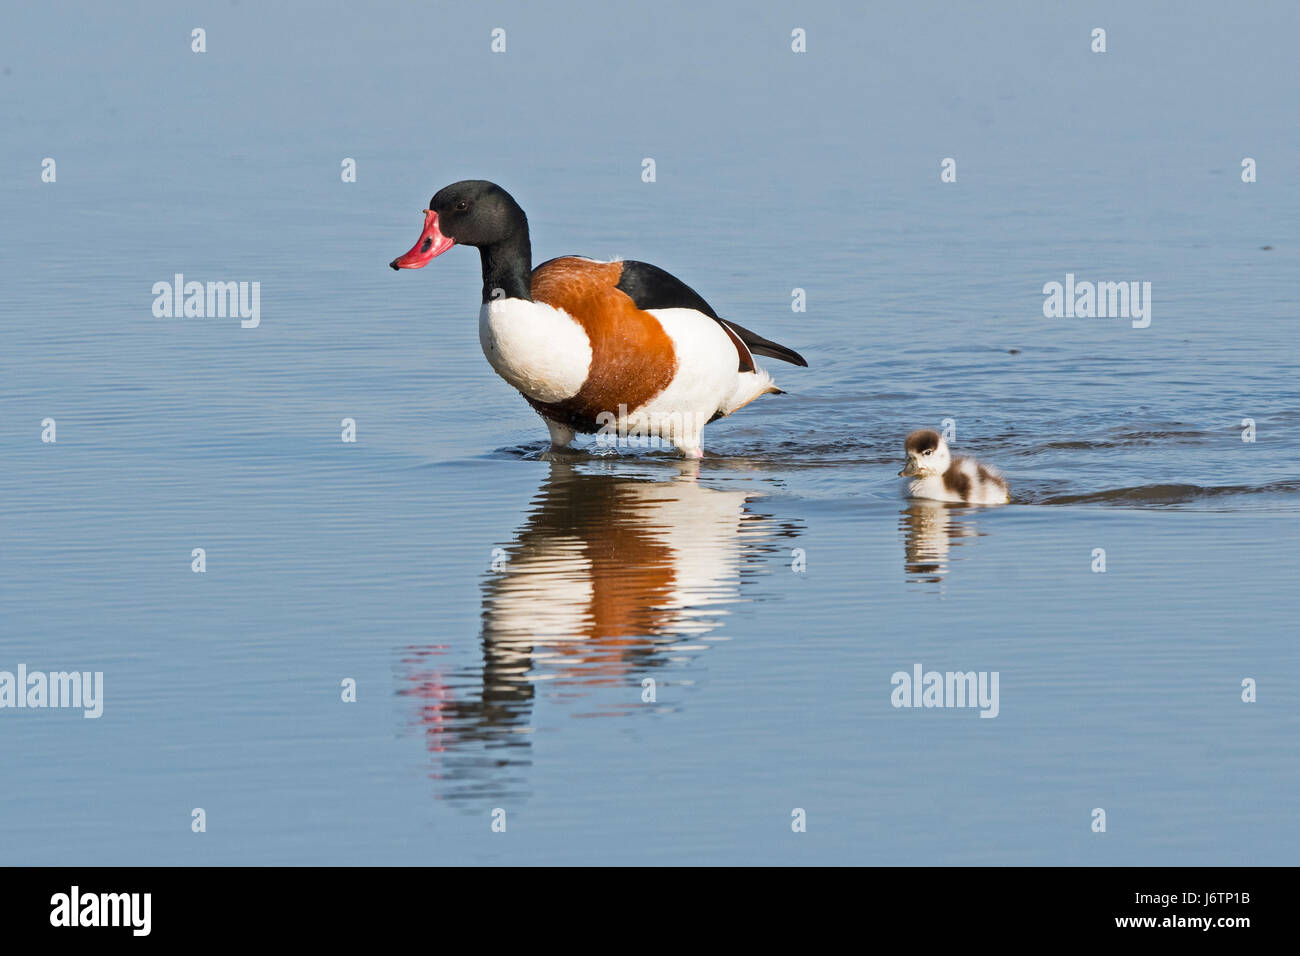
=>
[399,463,797,801]
[391,180,807,457]
[899,430,1009,505]
[483,464,762,662]
[403,463,790,801]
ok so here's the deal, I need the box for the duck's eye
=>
[456,200,470,211]
[923,449,932,456]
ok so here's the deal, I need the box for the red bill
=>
[390,209,455,270]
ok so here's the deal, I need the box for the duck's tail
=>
[720,368,781,417]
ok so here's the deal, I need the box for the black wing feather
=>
[713,317,809,368]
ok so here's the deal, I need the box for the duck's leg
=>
[671,425,705,459]
[542,416,576,451]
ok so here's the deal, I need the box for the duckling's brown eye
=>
[923,449,932,456]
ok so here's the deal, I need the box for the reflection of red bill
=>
[390,209,455,270]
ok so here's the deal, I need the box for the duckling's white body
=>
[900,430,1009,505]
[905,460,1010,505]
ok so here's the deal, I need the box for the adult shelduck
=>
[390,180,807,457]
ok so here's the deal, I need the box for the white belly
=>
[631,309,775,445]
[478,298,592,403]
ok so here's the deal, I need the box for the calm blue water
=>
[1,1,1297,865]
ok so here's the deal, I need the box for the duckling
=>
[899,429,1009,505]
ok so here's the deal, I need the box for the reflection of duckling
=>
[900,501,982,584]
[899,429,1009,505]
